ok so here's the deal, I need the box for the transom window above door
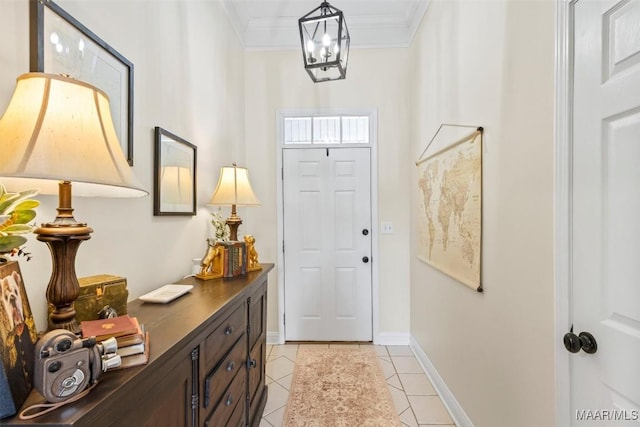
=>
[283,116,370,145]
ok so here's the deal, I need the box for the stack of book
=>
[80,315,150,369]
[218,241,247,277]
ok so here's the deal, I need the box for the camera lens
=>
[56,338,73,352]
[48,361,62,373]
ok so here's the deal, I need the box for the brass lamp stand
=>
[0,73,148,333]
[36,181,92,333]
[225,205,242,242]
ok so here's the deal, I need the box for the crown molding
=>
[222,0,430,51]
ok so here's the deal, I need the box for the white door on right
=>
[571,0,640,423]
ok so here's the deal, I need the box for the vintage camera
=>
[34,329,121,403]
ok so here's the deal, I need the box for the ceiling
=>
[220,0,429,50]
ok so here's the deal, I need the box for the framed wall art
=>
[415,124,484,292]
[29,0,135,165]
[0,261,38,419]
[154,127,197,216]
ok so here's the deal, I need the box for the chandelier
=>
[298,1,350,83]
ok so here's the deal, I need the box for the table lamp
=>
[208,163,260,241]
[0,73,147,333]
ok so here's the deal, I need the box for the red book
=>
[116,317,144,347]
[80,315,138,341]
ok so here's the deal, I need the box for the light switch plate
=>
[381,222,393,234]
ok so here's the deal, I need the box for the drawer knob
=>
[224,325,233,336]
[247,358,257,369]
[226,361,235,372]
[225,394,233,406]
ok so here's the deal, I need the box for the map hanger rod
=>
[415,124,484,166]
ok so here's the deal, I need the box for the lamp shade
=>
[299,1,350,83]
[208,164,260,206]
[0,73,147,198]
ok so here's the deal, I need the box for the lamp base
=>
[226,217,242,242]
[36,223,92,333]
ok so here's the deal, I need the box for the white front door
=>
[570,0,640,423]
[283,147,372,341]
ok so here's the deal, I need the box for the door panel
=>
[571,0,640,422]
[283,148,372,341]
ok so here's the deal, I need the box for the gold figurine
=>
[196,239,224,280]
[244,235,262,271]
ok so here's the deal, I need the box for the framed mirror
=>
[153,127,197,216]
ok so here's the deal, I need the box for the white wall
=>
[243,48,413,340]
[409,1,556,426]
[0,0,246,331]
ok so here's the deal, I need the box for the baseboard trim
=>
[267,331,410,346]
[266,331,283,345]
[409,335,474,427]
[374,332,410,346]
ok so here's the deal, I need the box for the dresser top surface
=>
[1,264,273,426]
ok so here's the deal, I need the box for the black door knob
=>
[362,229,369,236]
[578,332,597,354]
[563,326,597,354]
[563,331,581,353]
[362,256,369,263]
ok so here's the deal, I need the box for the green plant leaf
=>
[18,189,38,199]
[12,200,40,211]
[3,224,33,234]
[0,193,20,213]
[2,197,39,216]
[11,210,37,225]
[0,235,26,254]
[0,184,39,255]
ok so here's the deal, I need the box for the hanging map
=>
[416,128,482,291]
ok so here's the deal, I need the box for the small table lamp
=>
[208,163,260,241]
[0,73,147,333]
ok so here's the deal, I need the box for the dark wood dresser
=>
[1,264,273,427]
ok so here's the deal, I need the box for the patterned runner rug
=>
[283,346,401,427]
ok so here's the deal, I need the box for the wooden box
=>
[74,275,128,322]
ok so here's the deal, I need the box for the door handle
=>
[362,256,369,263]
[563,325,597,354]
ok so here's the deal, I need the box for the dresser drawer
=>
[204,368,247,427]
[203,333,245,409]
[203,302,246,369]
[227,395,246,427]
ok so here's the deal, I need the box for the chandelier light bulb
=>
[322,33,331,47]
[307,40,315,53]
[334,44,339,55]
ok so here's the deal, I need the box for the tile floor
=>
[260,343,456,427]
